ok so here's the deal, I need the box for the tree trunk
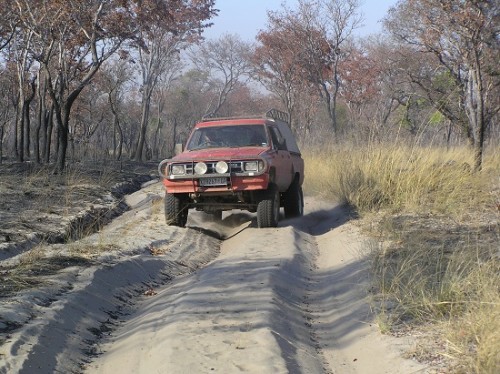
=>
[465,64,485,172]
[49,72,86,172]
[16,100,24,162]
[0,126,3,164]
[446,120,452,148]
[35,72,47,163]
[54,102,73,172]
[43,107,54,163]
[331,57,340,132]
[53,119,60,164]
[113,120,117,160]
[53,101,68,172]
[319,81,335,134]
[171,117,178,157]
[23,104,30,160]
[55,125,68,172]
[23,89,35,160]
[134,89,152,161]
[34,112,41,164]
[115,117,123,161]
[153,117,161,159]
[13,101,19,160]
[109,93,123,161]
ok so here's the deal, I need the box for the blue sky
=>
[205,0,399,41]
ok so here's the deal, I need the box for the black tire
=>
[165,193,188,227]
[205,210,223,221]
[212,210,223,221]
[284,181,304,218]
[257,184,280,228]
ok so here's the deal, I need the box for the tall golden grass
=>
[303,143,500,373]
[304,143,499,215]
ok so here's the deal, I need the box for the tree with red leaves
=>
[254,0,362,134]
[4,0,217,171]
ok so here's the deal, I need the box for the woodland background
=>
[0,0,498,172]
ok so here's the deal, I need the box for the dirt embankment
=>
[1,169,428,374]
[0,161,157,260]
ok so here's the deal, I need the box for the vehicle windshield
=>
[186,125,268,150]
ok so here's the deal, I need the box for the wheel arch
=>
[268,166,276,184]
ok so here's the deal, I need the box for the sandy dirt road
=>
[0,182,427,373]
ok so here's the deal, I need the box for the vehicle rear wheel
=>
[257,184,280,228]
[165,193,188,227]
[284,181,304,218]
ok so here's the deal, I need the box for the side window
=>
[276,121,301,154]
[270,127,287,151]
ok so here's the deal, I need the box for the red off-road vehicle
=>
[158,109,304,228]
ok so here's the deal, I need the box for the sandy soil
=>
[0,180,429,374]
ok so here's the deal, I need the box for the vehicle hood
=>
[173,147,268,161]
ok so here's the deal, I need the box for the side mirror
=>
[174,143,183,155]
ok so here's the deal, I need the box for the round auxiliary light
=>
[194,162,208,175]
[215,161,229,174]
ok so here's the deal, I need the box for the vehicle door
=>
[268,125,293,191]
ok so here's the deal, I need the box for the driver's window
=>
[187,130,202,149]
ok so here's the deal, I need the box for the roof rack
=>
[201,108,290,124]
[265,109,289,123]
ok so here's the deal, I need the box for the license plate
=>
[199,177,227,186]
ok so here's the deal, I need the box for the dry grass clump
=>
[304,143,499,373]
[67,241,120,257]
[370,216,499,373]
[18,163,120,200]
[372,217,498,311]
[64,163,119,188]
[303,144,498,215]
[19,163,116,189]
[0,245,93,297]
[445,260,500,373]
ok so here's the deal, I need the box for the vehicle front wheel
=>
[165,193,188,227]
[212,210,223,221]
[257,184,280,228]
[284,181,304,218]
[204,210,223,221]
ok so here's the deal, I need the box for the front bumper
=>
[162,174,270,194]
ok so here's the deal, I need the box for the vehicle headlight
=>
[215,161,228,174]
[171,164,186,175]
[244,160,264,172]
[244,161,259,171]
[194,162,208,175]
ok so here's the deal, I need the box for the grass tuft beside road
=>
[304,144,499,215]
[303,143,500,373]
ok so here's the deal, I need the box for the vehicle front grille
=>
[177,161,245,175]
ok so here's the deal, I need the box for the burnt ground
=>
[0,160,158,261]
